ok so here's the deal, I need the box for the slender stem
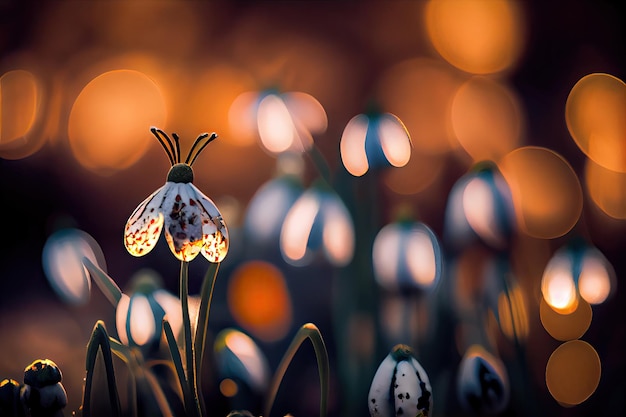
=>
[264,323,329,417]
[193,262,220,416]
[163,320,200,417]
[306,143,333,187]
[179,261,199,414]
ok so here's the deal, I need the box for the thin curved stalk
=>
[82,321,121,417]
[306,143,333,187]
[179,262,197,399]
[163,320,200,417]
[193,262,219,416]
[83,257,122,307]
[264,323,329,417]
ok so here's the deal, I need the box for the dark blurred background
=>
[1,1,624,416]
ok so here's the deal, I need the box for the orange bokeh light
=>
[68,69,166,175]
[540,297,592,341]
[227,261,292,342]
[425,0,525,74]
[545,340,601,406]
[170,64,256,147]
[451,77,523,162]
[498,147,583,239]
[585,158,626,219]
[566,73,626,173]
[377,58,462,155]
[0,69,46,159]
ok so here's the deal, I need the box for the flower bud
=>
[457,345,509,414]
[368,344,433,417]
[22,360,67,417]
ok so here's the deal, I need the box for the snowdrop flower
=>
[368,344,432,417]
[124,127,228,263]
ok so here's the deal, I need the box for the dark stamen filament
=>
[150,127,176,166]
[186,133,217,166]
[172,133,182,164]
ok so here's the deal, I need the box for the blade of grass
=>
[264,323,329,417]
[82,320,121,417]
[83,257,122,307]
[163,319,200,417]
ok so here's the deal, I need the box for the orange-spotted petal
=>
[162,183,205,262]
[124,186,166,257]
[189,183,229,263]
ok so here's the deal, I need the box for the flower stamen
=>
[186,132,218,166]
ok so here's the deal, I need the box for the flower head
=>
[368,344,432,417]
[124,127,228,263]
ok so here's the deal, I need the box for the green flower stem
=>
[193,262,220,415]
[306,143,333,187]
[178,261,200,415]
[264,323,329,417]
[82,257,122,307]
[163,320,200,417]
[82,321,121,417]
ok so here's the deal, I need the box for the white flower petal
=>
[124,186,166,257]
[189,183,229,263]
[163,183,204,262]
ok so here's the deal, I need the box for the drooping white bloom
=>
[124,127,228,263]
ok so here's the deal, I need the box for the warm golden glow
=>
[280,192,319,264]
[378,114,411,168]
[377,58,461,154]
[174,63,256,147]
[229,91,261,147]
[405,229,438,287]
[541,251,579,314]
[255,92,325,154]
[0,69,45,159]
[451,77,523,162]
[540,297,592,342]
[566,73,626,173]
[227,261,292,342]
[258,94,298,153]
[128,294,156,346]
[585,158,626,219]
[463,177,505,248]
[578,253,612,305]
[545,340,601,406]
[340,114,370,176]
[219,378,238,398]
[425,0,524,74]
[499,147,583,239]
[497,284,529,341]
[321,199,355,266]
[383,150,444,195]
[68,69,166,175]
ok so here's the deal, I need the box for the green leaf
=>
[83,257,122,307]
[264,323,329,417]
[82,321,121,417]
